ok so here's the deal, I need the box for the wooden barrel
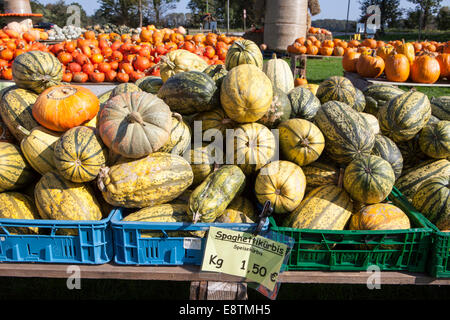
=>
[264,0,308,51]
[4,0,32,14]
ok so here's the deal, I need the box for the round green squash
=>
[316,76,356,107]
[192,108,237,136]
[157,70,219,115]
[372,134,403,180]
[225,39,263,71]
[12,51,63,94]
[257,87,292,128]
[353,88,366,112]
[302,161,341,195]
[343,155,395,204]
[203,64,228,88]
[430,96,449,121]
[135,76,164,94]
[418,120,450,159]
[0,142,36,192]
[288,86,321,120]
[412,176,449,226]
[159,113,191,156]
[110,83,142,97]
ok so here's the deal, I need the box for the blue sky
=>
[36,0,450,20]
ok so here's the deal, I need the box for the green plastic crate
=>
[427,228,450,278]
[268,187,434,272]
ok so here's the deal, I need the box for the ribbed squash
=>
[364,95,381,117]
[18,126,62,175]
[0,87,39,141]
[110,83,141,97]
[343,155,395,204]
[216,196,256,223]
[316,76,356,107]
[372,134,403,179]
[157,71,219,115]
[395,159,450,202]
[314,100,375,164]
[363,84,404,116]
[255,160,306,215]
[221,64,273,123]
[203,64,228,88]
[233,123,276,175]
[97,152,193,208]
[302,161,341,194]
[428,115,441,126]
[0,142,36,192]
[192,108,237,136]
[225,39,263,71]
[53,126,108,183]
[189,143,221,187]
[34,171,102,221]
[262,53,294,93]
[188,165,245,223]
[278,119,325,166]
[353,88,366,112]
[418,121,450,159]
[379,90,431,143]
[135,76,164,94]
[397,135,429,170]
[122,204,204,238]
[159,49,209,82]
[257,87,292,128]
[412,176,449,226]
[0,192,40,234]
[98,91,172,159]
[430,96,449,121]
[288,86,321,120]
[12,50,63,94]
[98,90,112,105]
[359,112,380,135]
[159,113,191,156]
[285,185,353,230]
[349,203,410,230]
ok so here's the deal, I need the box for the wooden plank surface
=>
[344,72,450,88]
[0,263,449,285]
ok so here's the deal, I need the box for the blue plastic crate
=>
[111,207,269,265]
[0,211,114,264]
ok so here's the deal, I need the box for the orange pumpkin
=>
[319,46,333,56]
[411,53,441,84]
[333,47,345,56]
[436,53,450,78]
[32,85,100,132]
[306,45,319,55]
[385,52,410,82]
[294,77,308,86]
[395,40,415,64]
[356,52,385,78]
[376,45,394,61]
[362,38,377,49]
[342,51,361,72]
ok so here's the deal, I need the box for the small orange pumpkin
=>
[385,51,410,82]
[356,51,385,78]
[410,53,441,84]
[32,85,100,132]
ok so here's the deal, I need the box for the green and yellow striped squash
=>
[412,176,449,227]
[428,115,440,126]
[189,143,221,187]
[34,171,102,222]
[122,203,205,238]
[0,87,39,141]
[314,100,375,164]
[430,96,449,121]
[287,86,321,120]
[262,53,294,94]
[215,196,256,223]
[397,134,429,170]
[349,203,410,230]
[192,108,237,136]
[111,83,142,97]
[418,121,450,159]
[257,87,292,129]
[343,155,395,204]
[19,126,62,175]
[359,112,380,135]
[395,159,450,202]
[203,64,228,88]
[302,161,341,195]
[353,88,366,112]
[363,95,380,116]
[225,39,263,71]
[0,192,40,234]
[372,134,403,180]
[316,76,356,107]
[12,51,63,94]
[53,126,108,183]
[378,90,431,143]
[157,71,219,115]
[159,49,209,83]
[255,160,306,215]
[159,113,191,156]
[135,76,164,94]
[233,122,276,175]
[98,90,112,104]
[98,152,193,208]
[278,119,325,166]
[285,184,353,230]
[362,83,404,105]
[0,142,36,192]
[188,165,245,223]
[221,64,273,123]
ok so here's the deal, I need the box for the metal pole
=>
[345,0,350,40]
[227,0,230,34]
[418,9,422,41]
[139,0,143,28]
[206,0,209,13]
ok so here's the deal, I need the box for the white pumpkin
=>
[262,53,294,94]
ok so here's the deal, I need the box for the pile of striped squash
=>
[0,38,448,239]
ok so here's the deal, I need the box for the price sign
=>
[201,227,288,291]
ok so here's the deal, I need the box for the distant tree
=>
[359,0,403,32]
[148,0,180,27]
[403,8,421,29]
[95,0,142,27]
[30,0,91,27]
[436,6,449,30]
[407,0,443,29]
